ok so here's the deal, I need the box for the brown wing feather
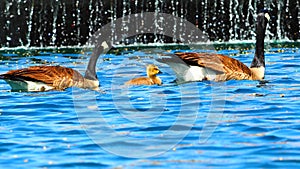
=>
[175,52,253,80]
[1,66,84,90]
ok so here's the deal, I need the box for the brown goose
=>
[125,64,162,86]
[0,42,108,92]
[157,10,270,83]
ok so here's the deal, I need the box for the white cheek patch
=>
[101,41,109,50]
[265,13,270,21]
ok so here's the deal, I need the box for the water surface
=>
[0,45,300,168]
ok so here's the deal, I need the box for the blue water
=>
[0,45,300,168]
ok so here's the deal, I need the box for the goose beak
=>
[158,70,163,74]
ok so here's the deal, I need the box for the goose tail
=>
[0,74,29,92]
[157,54,206,83]
[157,54,188,81]
[0,73,7,79]
[0,73,15,81]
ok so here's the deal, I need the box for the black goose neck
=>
[250,12,268,68]
[84,43,104,80]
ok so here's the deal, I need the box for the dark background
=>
[0,0,299,47]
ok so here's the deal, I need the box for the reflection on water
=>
[0,45,300,168]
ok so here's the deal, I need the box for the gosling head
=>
[147,64,162,77]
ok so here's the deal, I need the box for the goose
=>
[125,64,162,86]
[0,42,109,92]
[157,9,270,83]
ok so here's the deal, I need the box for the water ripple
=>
[0,47,300,168]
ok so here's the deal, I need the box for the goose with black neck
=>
[157,9,270,83]
[0,42,109,92]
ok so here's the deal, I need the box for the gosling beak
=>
[158,70,163,74]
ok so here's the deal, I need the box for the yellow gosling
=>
[125,64,162,86]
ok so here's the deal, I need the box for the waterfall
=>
[0,0,299,48]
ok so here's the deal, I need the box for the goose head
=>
[258,9,270,29]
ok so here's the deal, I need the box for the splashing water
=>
[0,0,299,48]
